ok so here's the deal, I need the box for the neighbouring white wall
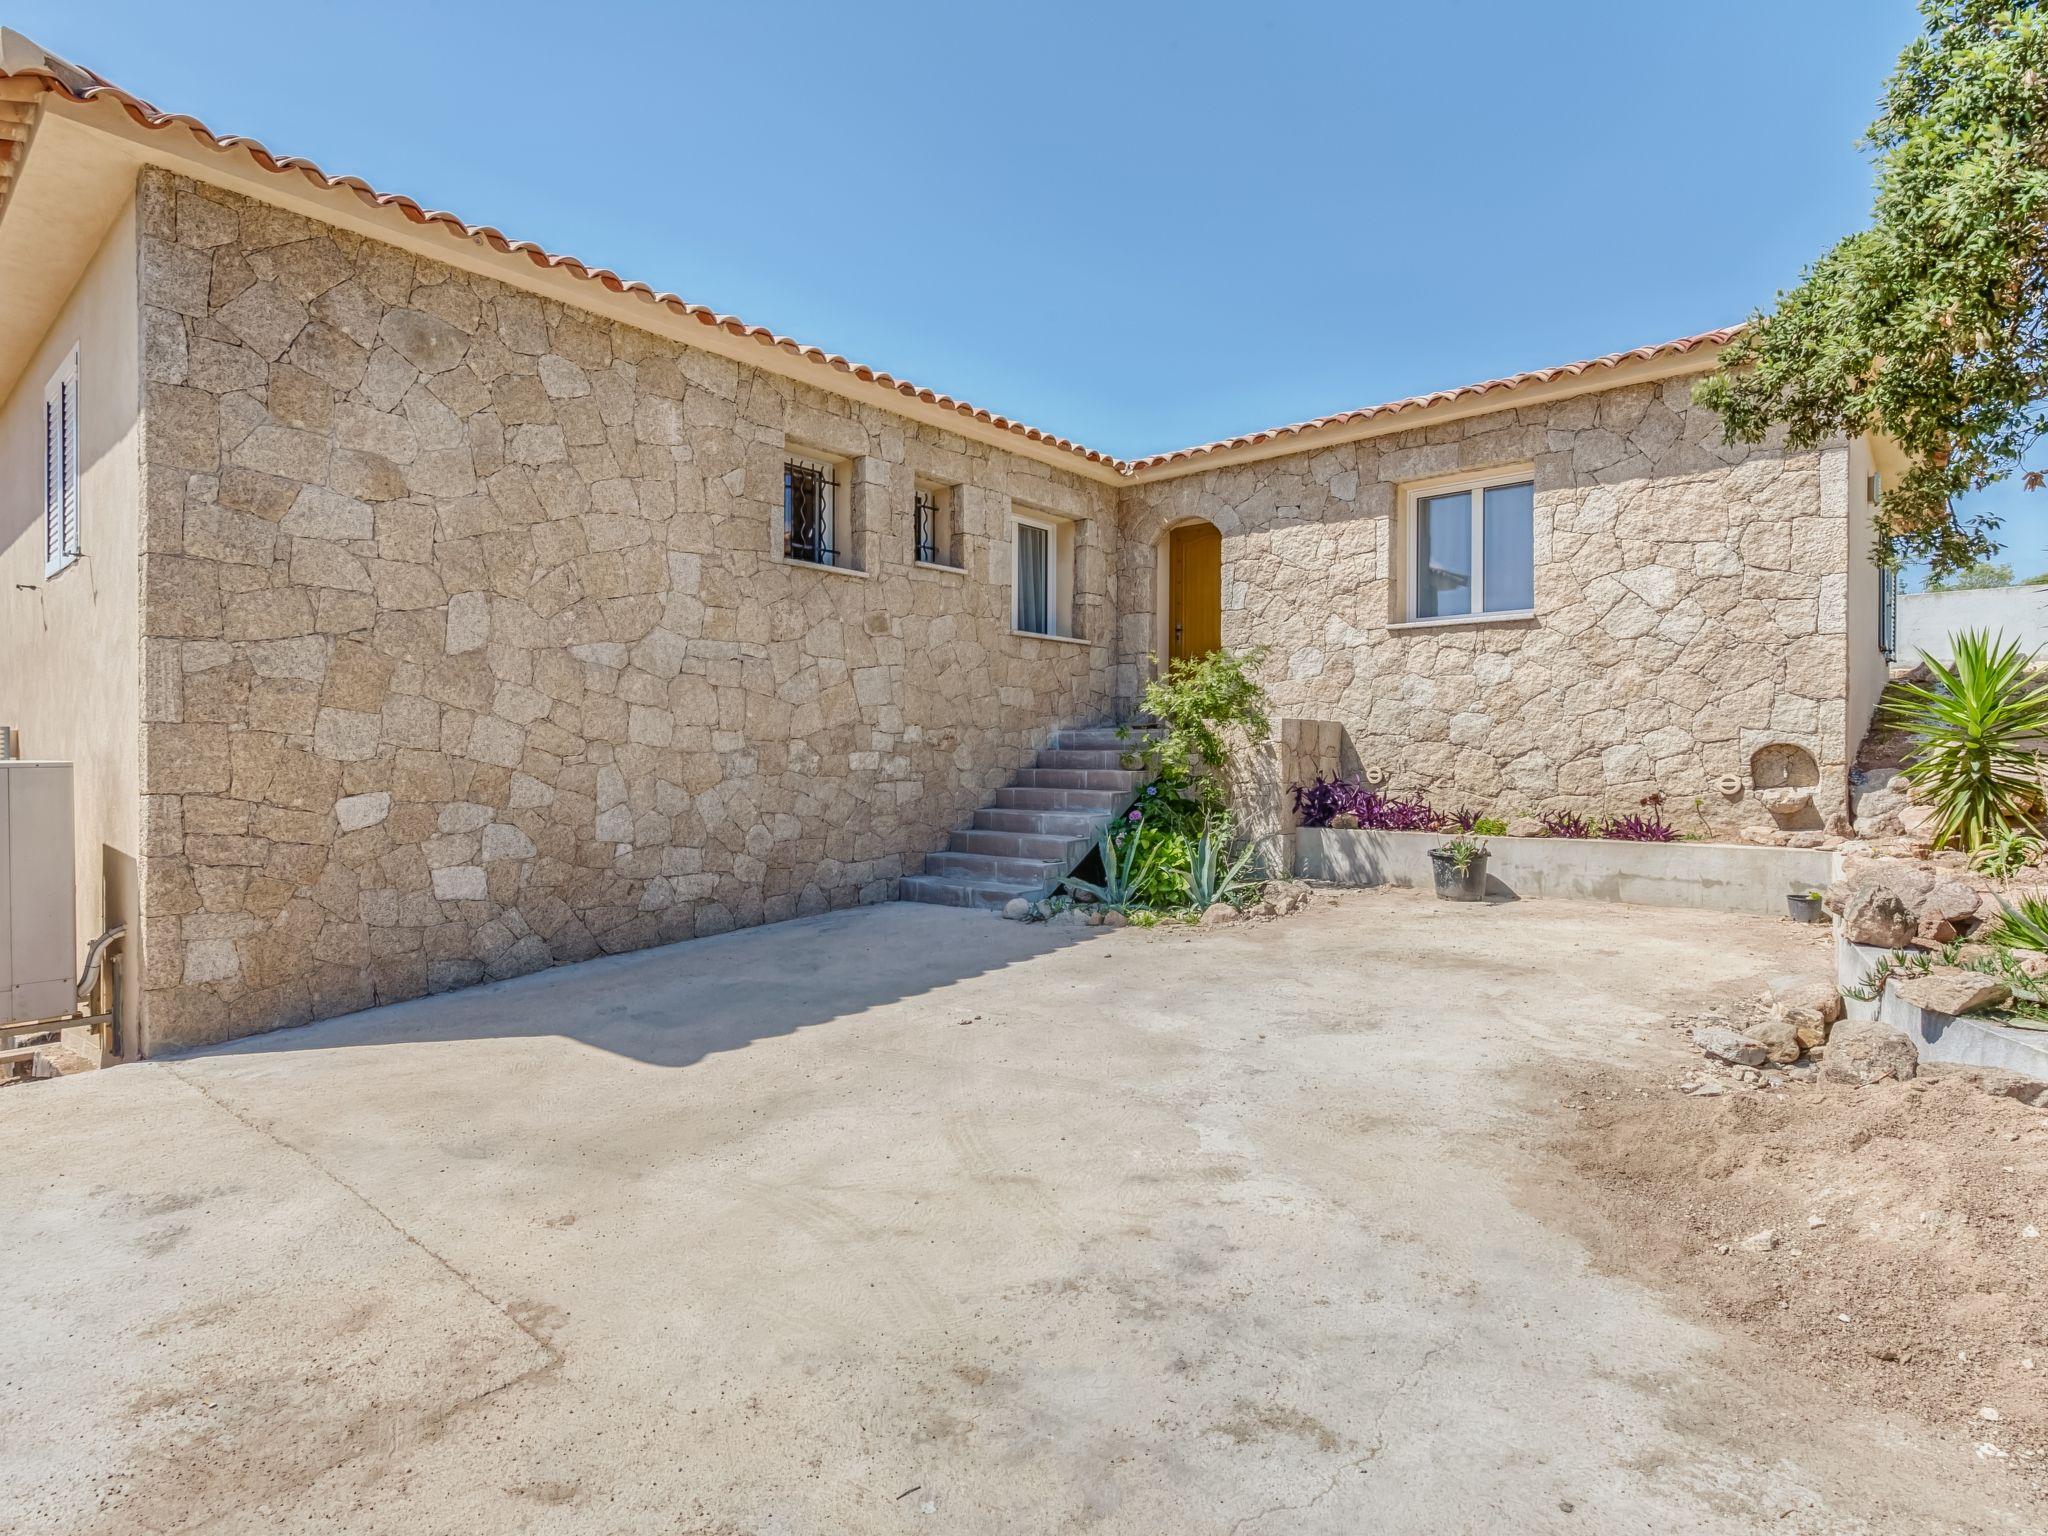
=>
[1897,583,2048,663]
[1845,435,1886,763]
[0,192,141,1053]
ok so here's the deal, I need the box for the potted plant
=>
[1787,887,1826,924]
[1428,836,1489,902]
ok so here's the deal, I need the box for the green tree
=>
[1927,559,2016,590]
[1694,1,2048,576]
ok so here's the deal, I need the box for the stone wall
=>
[1116,381,1852,840]
[133,169,1115,1051]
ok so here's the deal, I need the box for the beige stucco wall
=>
[1117,380,1854,840]
[1844,435,1887,765]
[0,190,141,1052]
[133,169,1114,1051]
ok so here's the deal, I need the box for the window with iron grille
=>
[914,487,940,565]
[784,455,838,566]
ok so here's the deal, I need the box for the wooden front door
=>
[1168,522,1223,664]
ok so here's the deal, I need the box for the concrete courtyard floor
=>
[2,892,2032,1534]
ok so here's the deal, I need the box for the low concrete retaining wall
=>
[1294,829,1833,918]
[1835,933,2048,1081]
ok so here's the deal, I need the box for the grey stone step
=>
[973,807,1107,838]
[926,850,1064,883]
[1013,767,1143,792]
[1036,748,1130,772]
[950,828,1095,862]
[899,873,1047,910]
[1057,728,1153,751]
[993,785,1126,812]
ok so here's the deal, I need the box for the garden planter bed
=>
[1835,932,2048,1082]
[1295,828,1832,918]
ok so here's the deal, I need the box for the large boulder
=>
[1893,968,2010,1017]
[1819,1017,1920,1085]
[1832,878,1918,948]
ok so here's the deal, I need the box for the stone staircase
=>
[900,726,1151,910]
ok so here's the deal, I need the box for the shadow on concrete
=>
[176,903,1105,1071]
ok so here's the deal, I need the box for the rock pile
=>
[1681,977,1904,1088]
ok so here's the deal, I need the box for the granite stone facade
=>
[1116,384,1853,841]
[104,167,1861,1053]
[133,170,1114,1049]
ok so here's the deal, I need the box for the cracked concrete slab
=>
[0,894,2032,1532]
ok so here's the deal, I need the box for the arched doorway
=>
[1166,521,1222,664]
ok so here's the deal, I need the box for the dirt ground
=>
[1546,1042,2048,1499]
[6,893,2045,1533]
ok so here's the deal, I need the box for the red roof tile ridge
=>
[1,59,1742,480]
[1123,328,1745,472]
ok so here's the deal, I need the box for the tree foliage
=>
[1694,1,2048,575]
[1928,559,2017,589]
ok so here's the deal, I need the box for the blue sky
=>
[12,0,2036,586]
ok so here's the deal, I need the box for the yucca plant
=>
[1883,630,2048,851]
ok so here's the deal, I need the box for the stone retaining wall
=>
[133,169,1115,1050]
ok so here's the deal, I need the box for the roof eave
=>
[15,71,1135,485]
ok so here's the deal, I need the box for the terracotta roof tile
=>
[1121,328,1746,473]
[0,48,1740,480]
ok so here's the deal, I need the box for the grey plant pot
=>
[1429,850,1488,902]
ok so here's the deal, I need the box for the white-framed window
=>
[43,347,80,578]
[783,450,845,568]
[1010,509,1082,639]
[1401,468,1534,622]
[914,481,961,568]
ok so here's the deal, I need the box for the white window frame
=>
[1398,466,1535,626]
[1011,511,1060,636]
[43,347,81,579]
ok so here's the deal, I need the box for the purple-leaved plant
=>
[1539,810,1592,839]
[1598,811,1679,842]
[1289,776,1442,830]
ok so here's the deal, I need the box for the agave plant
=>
[1062,824,1171,909]
[1884,629,2048,851]
[1988,892,2048,952]
[1176,818,1267,911]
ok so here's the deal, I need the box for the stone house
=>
[0,34,1900,1055]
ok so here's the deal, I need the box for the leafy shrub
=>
[1539,810,1592,839]
[1883,629,2048,851]
[1124,648,1271,815]
[1597,811,1679,842]
[1470,816,1509,837]
[1125,776,1206,839]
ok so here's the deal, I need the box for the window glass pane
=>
[1017,522,1051,633]
[1481,481,1534,612]
[1414,490,1472,618]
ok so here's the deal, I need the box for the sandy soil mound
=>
[1545,1064,2048,1497]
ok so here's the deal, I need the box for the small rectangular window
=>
[783,453,840,567]
[914,482,961,568]
[1403,470,1534,621]
[1014,516,1055,635]
[43,348,80,577]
